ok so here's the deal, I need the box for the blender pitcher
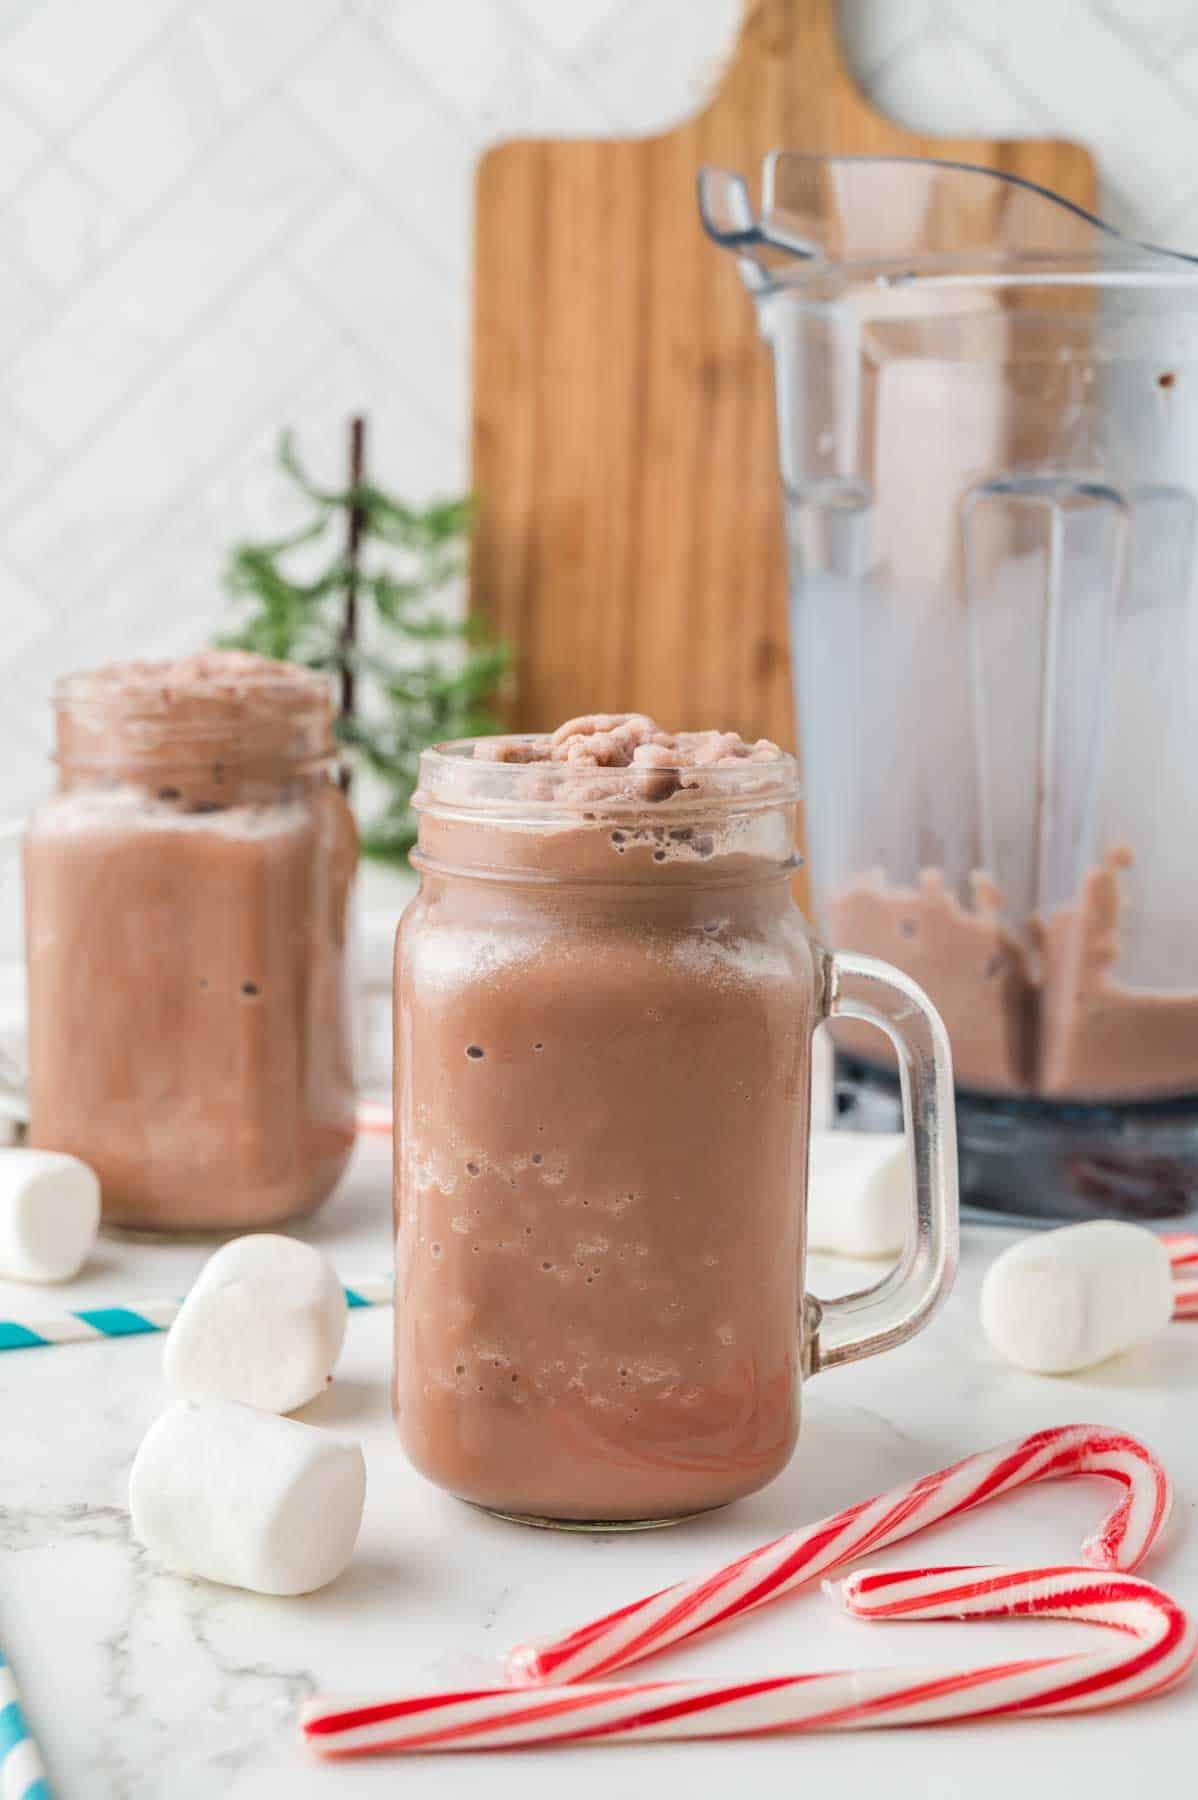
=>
[702,155,1198,1224]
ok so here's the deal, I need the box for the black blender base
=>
[836,1057,1198,1229]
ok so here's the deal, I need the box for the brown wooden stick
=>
[340,415,367,791]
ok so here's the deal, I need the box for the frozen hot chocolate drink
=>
[393,715,957,1524]
[25,652,357,1231]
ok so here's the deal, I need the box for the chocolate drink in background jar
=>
[24,651,358,1233]
[393,714,957,1528]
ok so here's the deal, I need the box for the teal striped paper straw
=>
[0,1648,50,1799]
[0,1277,393,1354]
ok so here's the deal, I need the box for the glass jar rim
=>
[52,660,338,769]
[415,735,802,823]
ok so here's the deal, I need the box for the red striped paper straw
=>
[355,1100,391,1137]
[1162,1234,1198,1317]
[1172,1276,1198,1319]
[1163,1233,1198,1271]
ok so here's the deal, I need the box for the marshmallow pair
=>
[0,1157,365,1594]
[806,1129,1177,1379]
[132,1234,363,1596]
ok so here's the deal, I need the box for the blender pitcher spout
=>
[697,165,820,289]
[700,153,1198,291]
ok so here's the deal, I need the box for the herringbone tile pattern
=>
[0,0,1195,959]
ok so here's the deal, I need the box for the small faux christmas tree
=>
[220,419,509,863]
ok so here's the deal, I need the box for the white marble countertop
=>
[2,1136,1195,1798]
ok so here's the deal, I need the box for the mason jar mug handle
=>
[805,949,959,1373]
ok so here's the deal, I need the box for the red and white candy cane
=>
[508,1424,1170,1685]
[300,1565,1195,1756]
[1164,1233,1198,1319]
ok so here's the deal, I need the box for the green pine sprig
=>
[219,428,510,862]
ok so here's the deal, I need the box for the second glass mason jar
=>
[24,651,358,1232]
[394,725,957,1527]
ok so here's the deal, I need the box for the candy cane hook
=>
[508,1425,1170,1685]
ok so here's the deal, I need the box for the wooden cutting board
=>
[469,0,1096,751]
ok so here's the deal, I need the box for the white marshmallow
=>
[810,1025,836,1133]
[806,1131,911,1258]
[980,1220,1175,1375]
[164,1234,348,1414]
[130,1402,365,1595]
[0,1149,100,1282]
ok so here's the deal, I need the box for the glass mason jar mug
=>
[394,733,958,1527]
[24,652,359,1233]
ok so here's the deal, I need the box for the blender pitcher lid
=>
[698,154,1198,294]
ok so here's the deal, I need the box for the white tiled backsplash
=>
[2,0,1197,963]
